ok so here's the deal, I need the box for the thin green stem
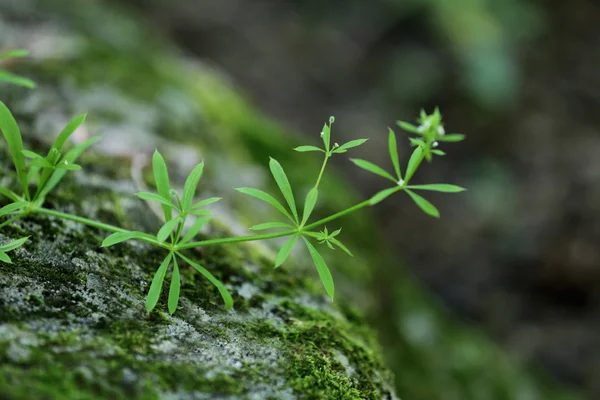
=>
[314,154,329,190]
[177,229,297,250]
[303,199,370,231]
[34,207,168,249]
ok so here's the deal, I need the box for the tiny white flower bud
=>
[320,131,325,137]
[438,126,445,135]
[64,160,69,165]
[334,143,339,148]
[433,141,439,147]
[397,179,404,186]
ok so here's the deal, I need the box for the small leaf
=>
[146,253,173,313]
[189,209,212,217]
[101,231,154,247]
[54,114,87,152]
[334,139,368,153]
[0,201,28,218]
[191,197,221,209]
[29,158,54,168]
[431,149,446,156]
[269,158,298,223]
[301,188,318,227]
[152,150,172,222]
[321,123,331,151]
[0,101,28,197]
[0,71,36,89]
[294,145,324,152]
[177,252,233,310]
[329,238,353,257]
[388,129,401,180]
[168,256,181,314]
[137,192,177,208]
[21,150,43,159]
[349,158,396,182]
[182,162,204,211]
[249,222,294,231]
[405,189,440,218]
[369,187,399,205]
[302,237,335,300]
[0,185,20,202]
[0,236,29,252]
[235,187,294,223]
[55,162,81,171]
[179,216,211,245]
[157,217,181,243]
[407,184,466,193]
[0,49,29,59]
[275,235,298,268]
[437,134,465,142]
[0,251,11,264]
[405,146,423,182]
[396,121,420,134]
[408,137,426,147]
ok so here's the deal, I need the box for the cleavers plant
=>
[0,50,466,314]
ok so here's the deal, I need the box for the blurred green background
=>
[4,0,600,398]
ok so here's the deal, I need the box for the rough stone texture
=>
[0,0,397,398]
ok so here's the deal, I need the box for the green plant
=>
[0,59,465,314]
[0,50,36,89]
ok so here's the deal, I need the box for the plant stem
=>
[177,229,297,249]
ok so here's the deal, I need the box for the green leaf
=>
[21,150,43,159]
[302,237,335,300]
[301,188,318,227]
[168,256,181,314]
[0,185,20,201]
[0,252,11,264]
[0,236,29,252]
[157,217,181,243]
[349,158,396,182]
[388,128,401,179]
[136,192,177,208]
[294,146,324,152]
[329,238,353,257]
[405,146,423,182]
[182,162,204,211]
[437,134,465,142]
[29,158,54,168]
[0,101,28,198]
[249,222,294,231]
[179,216,211,245]
[334,139,368,153]
[101,231,155,247]
[0,201,28,218]
[191,197,221,209]
[55,162,81,171]
[275,235,298,268]
[407,184,466,193]
[431,149,446,156]
[269,158,298,223]
[0,71,36,89]
[369,187,399,205]
[146,253,173,313]
[235,187,294,223]
[38,136,100,200]
[0,49,29,59]
[152,150,172,222]
[53,114,87,151]
[396,121,420,134]
[189,209,212,217]
[408,137,426,148]
[177,252,233,310]
[405,189,439,218]
[321,123,331,151]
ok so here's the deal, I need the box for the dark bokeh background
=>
[120,0,599,397]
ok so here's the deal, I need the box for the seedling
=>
[0,57,466,314]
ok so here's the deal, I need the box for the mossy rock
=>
[0,1,397,399]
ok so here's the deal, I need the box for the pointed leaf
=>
[334,139,368,153]
[269,158,298,223]
[329,238,353,257]
[349,158,396,182]
[275,235,298,268]
[388,129,401,179]
[157,217,181,243]
[301,188,318,227]
[177,252,233,310]
[405,189,439,218]
[137,192,177,208]
[0,251,11,264]
[0,101,28,197]
[321,123,331,151]
[101,231,155,247]
[302,237,335,300]
[294,146,324,153]
[182,162,204,211]
[29,158,54,168]
[0,201,28,218]
[407,184,466,193]
[369,187,399,205]
[53,114,87,151]
[0,71,35,89]
[0,236,29,252]
[168,257,181,314]
[0,185,20,202]
[146,253,173,312]
[0,50,29,59]
[437,134,465,142]
[152,150,172,222]
[21,150,43,159]
[189,209,212,217]
[191,197,221,209]
[249,222,295,231]
[431,149,446,156]
[179,216,211,245]
[405,146,423,182]
[396,121,420,134]
[235,187,294,223]
[55,162,81,171]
